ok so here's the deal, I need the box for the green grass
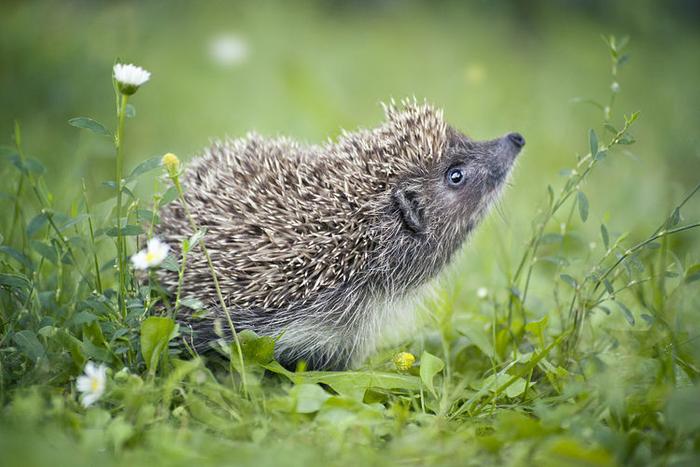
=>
[2,2,700,466]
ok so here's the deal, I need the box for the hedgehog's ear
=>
[392,187,426,235]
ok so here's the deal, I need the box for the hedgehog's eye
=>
[446,167,466,187]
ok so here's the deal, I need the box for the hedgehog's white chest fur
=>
[271,282,430,369]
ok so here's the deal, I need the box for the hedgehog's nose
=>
[507,132,526,149]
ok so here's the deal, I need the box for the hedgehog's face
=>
[392,126,524,249]
[433,127,524,224]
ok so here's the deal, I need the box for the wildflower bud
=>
[393,352,416,371]
[172,406,188,419]
[476,287,489,300]
[162,152,181,177]
[611,82,620,93]
[113,63,151,96]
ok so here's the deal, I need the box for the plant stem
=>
[595,222,700,288]
[115,93,129,319]
[169,175,249,395]
[82,179,102,294]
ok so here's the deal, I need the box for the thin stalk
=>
[169,174,248,395]
[594,223,700,288]
[44,210,90,283]
[82,179,103,293]
[9,175,26,249]
[173,245,189,316]
[13,122,91,288]
[115,93,129,318]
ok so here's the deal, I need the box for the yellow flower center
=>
[161,153,180,175]
[393,352,416,371]
[145,251,157,263]
[90,377,100,392]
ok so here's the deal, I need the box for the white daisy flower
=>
[476,287,489,300]
[131,237,170,270]
[76,361,107,408]
[113,63,151,95]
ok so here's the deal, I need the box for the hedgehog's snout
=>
[496,131,525,164]
[506,132,526,149]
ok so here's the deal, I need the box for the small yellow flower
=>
[161,152,180,176]
[393,352,416,371]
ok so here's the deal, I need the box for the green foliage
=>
[140,317,178,374]
[68,117,111,137]
[1,4,700,465]
[419,351,444,397]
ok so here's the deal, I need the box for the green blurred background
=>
[2,0,699,291]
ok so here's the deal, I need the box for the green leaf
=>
[70,311,99,327]
[263,361,421,401]
[0,273,31,293]
[618,135,635,145]
[12,156,46,175]
[0,246,33,270]
[457,323,494,357]
[685,264,700,284]
[105,225,144,237]
[160,255,179,272]
[237,329,276,365]
[68,117,111,137]
[60,213,88,230]
[179,297,205,310]
[600,224,609,250]
[140,316,178,374]
[127,156,162,181]
[615,301,635,325]
[540,233,563,245]
[604,124,618,135]
[560,274,578,289]
[419,351,445,397]
[30,240,58,264]
[577,191,589,222]
[588,128,598,157]
[524,315,549,347]
[26,212,48,238]
[482,374,529,399]
[291,384,331,414]
[12,330,44,362]
[189,229,207,247]
[136,209,157,224]
[55,329,87,368]
[159,186,178,207]
[670,207,681,226]
[603,279,614,295]
[82,339,111,362]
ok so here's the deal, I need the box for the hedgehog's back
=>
[156,134,379,313]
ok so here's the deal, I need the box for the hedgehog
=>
[157,100,524,370]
